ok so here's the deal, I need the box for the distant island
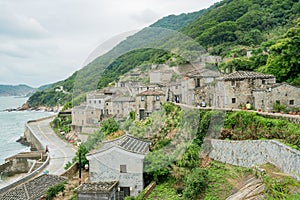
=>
[0,84,36,97]
[0,84,53,97]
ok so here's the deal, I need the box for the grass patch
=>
[145,161,252,200]
[147,178,183,200]
[261,163,300,200]
[204,161,252,200]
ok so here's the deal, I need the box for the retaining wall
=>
[0,153,50,194]
[24,115,56,151]
[60,162,79,179]
[207,139,300,180]
[0,115,55,193]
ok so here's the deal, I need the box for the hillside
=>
[0,84,35,97]
[180,0,300,85]
[150,9,208,30]
[27,0,300,108]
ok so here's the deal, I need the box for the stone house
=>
[71,105,103,134]
[72,87,130,133]
[199,55,222,63]
[106,96,136,119]
[186,68,220,106]
[167,82,182,103]
[213,71,276,109]
[75,181,119,200]
[86,92,112,116]
[253,83,300,111]
[176,68,220,106]
[86,134,151,197]
[136,89,166,120]
[149,70,173,84]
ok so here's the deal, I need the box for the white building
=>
[87,134,150,197]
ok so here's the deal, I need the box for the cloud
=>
[130,9,159,24]
[0,5,48,39]
[0,0,221,87]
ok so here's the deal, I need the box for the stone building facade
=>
[87,134,150,197]
[214,71,276,109]
[253,83,300,111]
[136,89,166,120]
[187,68,220,106]
[107,96,136,119]
[72,105,102,133]
[149,70,173,84]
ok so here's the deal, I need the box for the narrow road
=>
[27,118,76,175]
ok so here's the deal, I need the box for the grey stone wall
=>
[208,139,300,180]
[24,123,43,151]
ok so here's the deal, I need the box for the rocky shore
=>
[16,136,31,147]
[4,102,60,113]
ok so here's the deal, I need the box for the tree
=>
[258,20,300,84]
[183,168,208,199]
[100,118,119,136]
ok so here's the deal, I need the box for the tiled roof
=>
[218,71,275,81]
[88,134,150,155]
[72,105,99,111]
[186,68,220,78]
[111,96,135,102]
[75,181,118,193]
[0,175,67,200]
[138,90,164,96]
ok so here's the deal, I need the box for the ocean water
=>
[0,96,53,165]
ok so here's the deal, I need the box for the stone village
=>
[72,62,300,135]
[1,57,300,200]
[68,56,300,199]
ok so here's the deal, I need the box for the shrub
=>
[183,168,208,199]
[45,182,65,200]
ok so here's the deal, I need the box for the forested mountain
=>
[150,9,208,30]
[180,0,300,85]
[0,84,35,97]
[28,0,300,108]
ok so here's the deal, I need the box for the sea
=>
[0,96,54,165]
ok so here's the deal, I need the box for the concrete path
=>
[226,177,265,200]
[27,118,76,175]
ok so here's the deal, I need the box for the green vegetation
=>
[261,164,300,199]
[100,118,119,136]
[258,20,300,85]
[150,9,208,30]
[45,182,66,200]
[147,178,183,200]
[183,168,208,199]
[97,48,186,89]
[182,0,299,49]
[181,0,300,85]
[28,72,78,107]
[27,0,300,108]
[221,111,300,150]
[51,115,72,138]
[64,117,119,170]
[146,161,252,200]
[121,105,299,199]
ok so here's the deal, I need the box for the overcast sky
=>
[0,0,220,87]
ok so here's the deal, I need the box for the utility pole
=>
[79,149,81,184]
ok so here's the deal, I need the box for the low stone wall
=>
[0,153,50,194]
[257,112,300,124]
[60,162,78,179]
[175,103,300,124]
[24,123,43,151]
[207,139,300,180]
[142,181,156,200]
